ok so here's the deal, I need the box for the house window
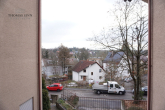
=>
[91,72,93,75]
[99,76,102,79]
[81,76,83,79]
[83,69,86,72]
[99,69,102,72]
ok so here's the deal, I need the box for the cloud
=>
[42,0,116,49]
[42,20,76,43]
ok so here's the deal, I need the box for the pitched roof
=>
[72,60,96,73]
[104,51,112,61]
[103,51,124,63]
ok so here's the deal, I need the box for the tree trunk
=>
[136,56,140,100]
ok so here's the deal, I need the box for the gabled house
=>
[103,51,148,80]
[72,60,106,82]
[103,51,130,79]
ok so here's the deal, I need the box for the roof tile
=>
[72,60,96,73]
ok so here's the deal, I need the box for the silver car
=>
[132,86,148,95]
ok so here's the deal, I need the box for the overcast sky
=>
[42,0,115,49]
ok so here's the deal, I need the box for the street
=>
[48,88,147,100]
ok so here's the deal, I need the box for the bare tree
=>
[49,50,61,82]
[58,44,71,75]
[105,60,119,81]
[88,0,148,100]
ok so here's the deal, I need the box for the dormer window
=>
[83,69,86,72]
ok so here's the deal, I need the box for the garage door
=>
[19,98,33,110]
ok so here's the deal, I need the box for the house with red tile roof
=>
[72,60,106,82]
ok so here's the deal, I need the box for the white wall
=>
[103,63,107,71]
[72,71,79,81]
[103,56,130,80]
[116,58,130,79]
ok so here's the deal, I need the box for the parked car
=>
[47,83,63,91]
[124,77,132,83]
[92,81,125,95]
[132,86,148,95]
[59,78,67,82]
[67,82,78,87]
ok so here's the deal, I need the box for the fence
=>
[61,90,79,108]
[61,90,147,110]
[77,97,121,110]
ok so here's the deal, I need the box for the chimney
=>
[110,51,114,57]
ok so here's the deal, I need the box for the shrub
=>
[42,77,47,89]
[139,91,145,100]
[132,91,145,100]
[42,77,50,110]
[42,89,50,110]
[127,106,144,110]
[57,98,74,110]
[57,98,65,104]
[62,103,73,110]
[68,95,79,106]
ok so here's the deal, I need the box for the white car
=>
[67,82,78,87]
[124,77,132,82]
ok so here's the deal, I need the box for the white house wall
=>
[72,71,79,81]
[103,63,107,71]
[103,55,130,79]
[116,57,130,79]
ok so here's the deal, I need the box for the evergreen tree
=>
[42,77,50,110]
[45,50,49,59]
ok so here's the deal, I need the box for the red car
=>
[46,83,63,91]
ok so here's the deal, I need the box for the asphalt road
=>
[48,88,147,100]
